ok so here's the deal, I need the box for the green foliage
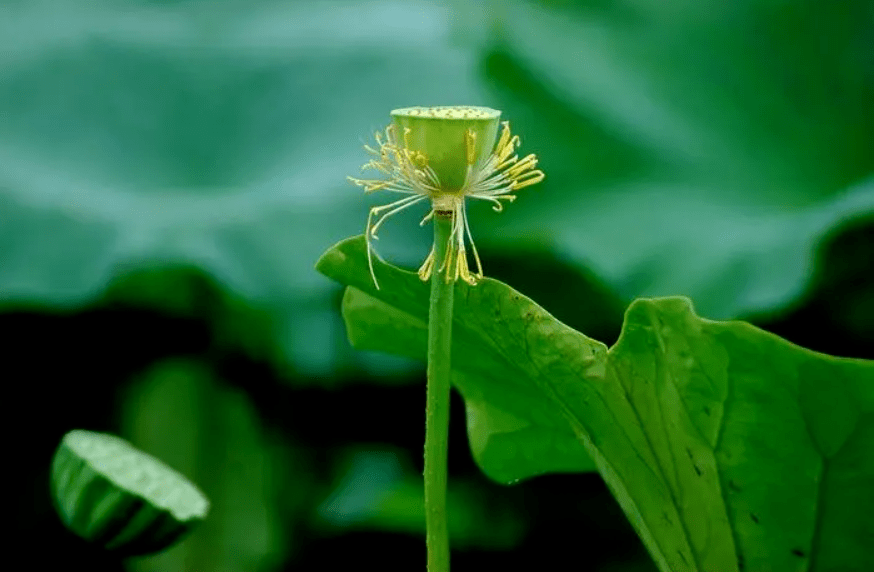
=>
[315,448,524,549]
[119,360,292,572]
[2,0,871,569]
[482,0,874,319]
[318,235,874,572]
[1,0,872,379]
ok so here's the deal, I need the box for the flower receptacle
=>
[391,106,501,192]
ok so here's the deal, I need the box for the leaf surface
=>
[470,0,874,318]
[317,235,874,572]
[0,0,489,375]
[2,0,873,382]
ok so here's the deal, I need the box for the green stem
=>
[425,212,454,572]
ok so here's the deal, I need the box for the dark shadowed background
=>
[2,0,872,570]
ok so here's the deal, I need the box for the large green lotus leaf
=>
[319,236,602,483]
[0,0,489,375]
[2,0,873,381]
[317,236,874,572]
[455,0,874,319]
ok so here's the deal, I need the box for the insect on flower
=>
[348,106,544,289]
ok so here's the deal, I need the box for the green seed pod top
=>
[390,106,501,193]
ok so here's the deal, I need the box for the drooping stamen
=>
[418,245,436,281]
[460,200,483,281]
[369,194,427,237]
[365,194,428,289]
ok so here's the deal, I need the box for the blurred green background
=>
[2,0,872,570]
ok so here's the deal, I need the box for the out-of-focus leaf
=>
[119,359,293,572]
[2,0,872,375]
[315,447,524,549]
[318,235,874,572]
[464,0,874,319]
[0,0,490,375]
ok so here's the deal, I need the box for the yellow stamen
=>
[349,108,543,289]
[505,154,539,179]
[460,203,484,281]
[496,122,511,156]
[496,135,521,165]
[511,171,545,190]
[452,251,463,283]
[465,129,477,165]
[495,156,519,172]
[418,246,436,281]
[440,236,454,274]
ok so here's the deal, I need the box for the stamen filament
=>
[365,193,428,289]
[370,195,427,237]
[460,200,483,281]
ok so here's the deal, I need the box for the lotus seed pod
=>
[390,106,501,193]
[50,429,209,557]
[350,105,543,287]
